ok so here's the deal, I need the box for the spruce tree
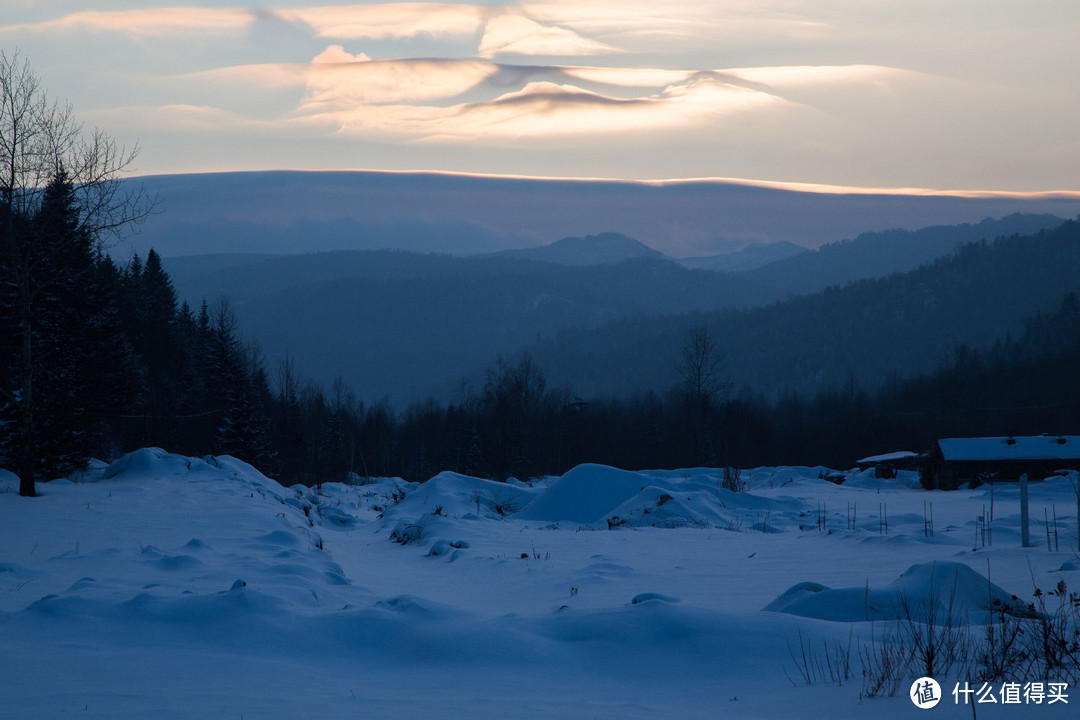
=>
[128,249,187,448]
[203,298,275,470]
[0,171,130,484]
[0,52,149,495]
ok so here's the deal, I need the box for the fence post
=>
[1020,473,1031,548]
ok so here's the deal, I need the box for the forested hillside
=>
[6,204,1079,486]
[743,212,1066,294]
[165,250,783,405]
[534,220,1080,401]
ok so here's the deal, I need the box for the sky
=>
[2,1,1079,192]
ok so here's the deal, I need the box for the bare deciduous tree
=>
[0,50,154,497]
[677,324,729,408]
[675,324,731,466]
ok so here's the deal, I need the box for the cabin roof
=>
[856,451,919,464]
[937,436,1080,462]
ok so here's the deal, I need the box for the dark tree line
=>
[371,295,1080,478]
[5,217,1080,489]
[531,220,1080,404]
[7,49,1078,493]
[1,49,149,496]
[1,173,135,489]
[4,173,1078,489]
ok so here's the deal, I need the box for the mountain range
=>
[163,213,1072,406]
[531,220,1080,401]
[123,170,1080,260]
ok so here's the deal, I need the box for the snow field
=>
[1,451,1078,718]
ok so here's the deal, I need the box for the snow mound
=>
[103,447,192,479]
[842,468,922,490]
[101,450,291,504]
[605,487,715,529]
[739,466,835,490]
[388,471,537,521]
[631,592,680,605]
[513,464,656,525]
[764,561,1025,624]
[514,463,803,530]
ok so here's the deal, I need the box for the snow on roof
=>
[856,451,918,464]
[937,436,1080,462]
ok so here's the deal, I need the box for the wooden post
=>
[1020,473,1031,548]
[1075,475,1079,552]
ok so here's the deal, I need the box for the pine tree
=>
[1,51,151,495]
[202,297,275,470]
[126,248,188,448]
[0,171,130,484]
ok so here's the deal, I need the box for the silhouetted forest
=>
[4,200,1080,485]
[536,219,1080,400]
[161,214,1069,405]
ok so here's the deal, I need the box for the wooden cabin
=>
[921,435,1080,490]
[855,451,921,479]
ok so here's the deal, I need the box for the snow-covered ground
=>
[1,449,1078,718]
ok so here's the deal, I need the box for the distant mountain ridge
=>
[743,213,1066,295]
[677,241,808,272]
[162,215,1078,406]
[485,232,667,266]
[119,170,1080,259]
[529,220,1080,402]
[163,250,783,406]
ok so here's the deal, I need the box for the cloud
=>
[559,66,695,87]
[311,46,373,65]
[81,104,267,133]
[178,64,310,90]
[478,15,622,57]
[276,3,484,40]
[2,8,257,37]
[303,76,789,141]
[302,53,498,106]
[725,64,910,89]
[521,0,829,44]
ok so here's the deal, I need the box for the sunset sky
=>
[3,1,1078,191]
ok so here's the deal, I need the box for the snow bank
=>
[513,463,806,530]
[103,447,192,479]
[739,466,835,490]
[843,467,922,490]
[388,471,538,521]
[513,464,651,525]
[5,448,1080,718]
[764,561,1026,624]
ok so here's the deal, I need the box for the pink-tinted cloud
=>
[478,15,621,58]
[82,104,269,133]
[2,8,257,37]
[179,63,310,90]
[300,76,789,141]
[302,52,497,106]
[276,3,484,40]
[311,46,373,65]
[725,64,909,89]
[521,0,829,45]
[559,66,695,87]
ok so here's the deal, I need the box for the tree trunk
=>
[18,285,35,497]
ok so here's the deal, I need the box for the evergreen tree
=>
[0,52,150,495]
[125,248,188,447]
[203,298,274,469]
[0,171,129,484]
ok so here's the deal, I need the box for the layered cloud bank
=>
[3,1,1078,190]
